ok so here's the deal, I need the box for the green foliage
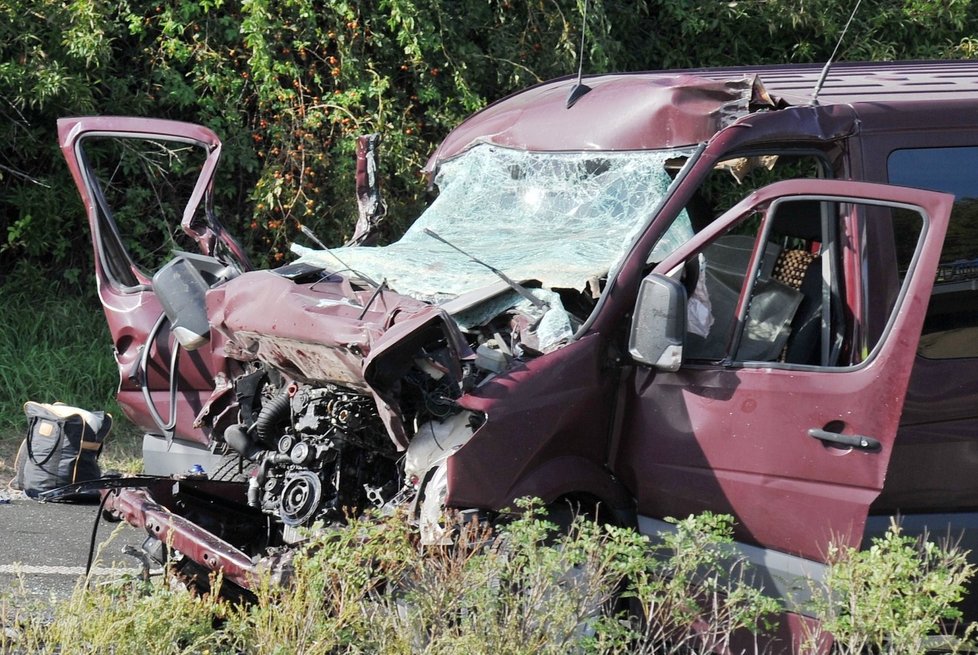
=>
[1,506,784,654]
[81,136,210,274]
[2,568,233,654]
[232,512,417,654]
[5,507,978,653]
[605,512,782,654]
[0,0,613,272]
[0,264,120,437]
[628,0,976,69]
[4,0,978,278]
[803,519,977,655]
[226,504,639,654]
[138,0,617,260]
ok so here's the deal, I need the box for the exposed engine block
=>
[229,381,400,531]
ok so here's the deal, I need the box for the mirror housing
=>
[152,253,231,351]
[629,273,687,371]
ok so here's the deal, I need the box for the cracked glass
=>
[295,143,693,302]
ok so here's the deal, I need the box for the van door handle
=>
[808,428,881,452]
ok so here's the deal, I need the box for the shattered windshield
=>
[294,143,694,303]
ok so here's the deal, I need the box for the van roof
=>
[711,60,978,104]
[425,60,978,173]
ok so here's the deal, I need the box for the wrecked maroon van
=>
[59,60,978,645]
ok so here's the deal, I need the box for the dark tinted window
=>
[889,147,978,359]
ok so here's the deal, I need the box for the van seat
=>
[773,248,822,364]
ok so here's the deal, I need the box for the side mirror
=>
[152,256,212,351]
[629,273,687,371]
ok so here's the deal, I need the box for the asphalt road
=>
[0,488,147,604]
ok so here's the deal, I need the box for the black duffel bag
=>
[14,402,112,498]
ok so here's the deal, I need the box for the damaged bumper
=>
[77,478,269,591]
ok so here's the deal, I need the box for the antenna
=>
[811,0,863,106]
[566,0,592,109]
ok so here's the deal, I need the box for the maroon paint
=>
[614,179,952,559]
[58,117,249,445]
[104,487,258,589]
[447,334,629,511]
[60,62,978,652]
[425,73,769,174]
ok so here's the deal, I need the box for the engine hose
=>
[223,424,265,461]
[255,389,291,445]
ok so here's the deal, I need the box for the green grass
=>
[0,272,141,479]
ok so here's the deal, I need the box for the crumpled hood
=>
[207,269,471,449]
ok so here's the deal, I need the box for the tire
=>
[209,452,252,482]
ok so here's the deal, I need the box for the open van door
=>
[616,179,952,601]
[58,117,250,468]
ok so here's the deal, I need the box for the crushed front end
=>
[93,141,695,588]
[78,66,766,585]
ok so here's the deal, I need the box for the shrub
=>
[608,512,781,654]
[2,562,231,653]
[4,0,978,280]
[803,519,977,654]
[1,505,782,655]
[5,508,978,654]
[227,505,635,655]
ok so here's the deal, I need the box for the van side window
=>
[685,200,839,365]
[683,197,923,368]
[680,154,835,365]
[888,146,978,359]
[684,154,828,234]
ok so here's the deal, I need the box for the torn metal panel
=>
[346,133,388,247]
[363,307,473,449]
[209,269,425,385]
[103,486,259,590]
[424,74,776,175]
[210,268,473,449]
[224,332,373,390]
